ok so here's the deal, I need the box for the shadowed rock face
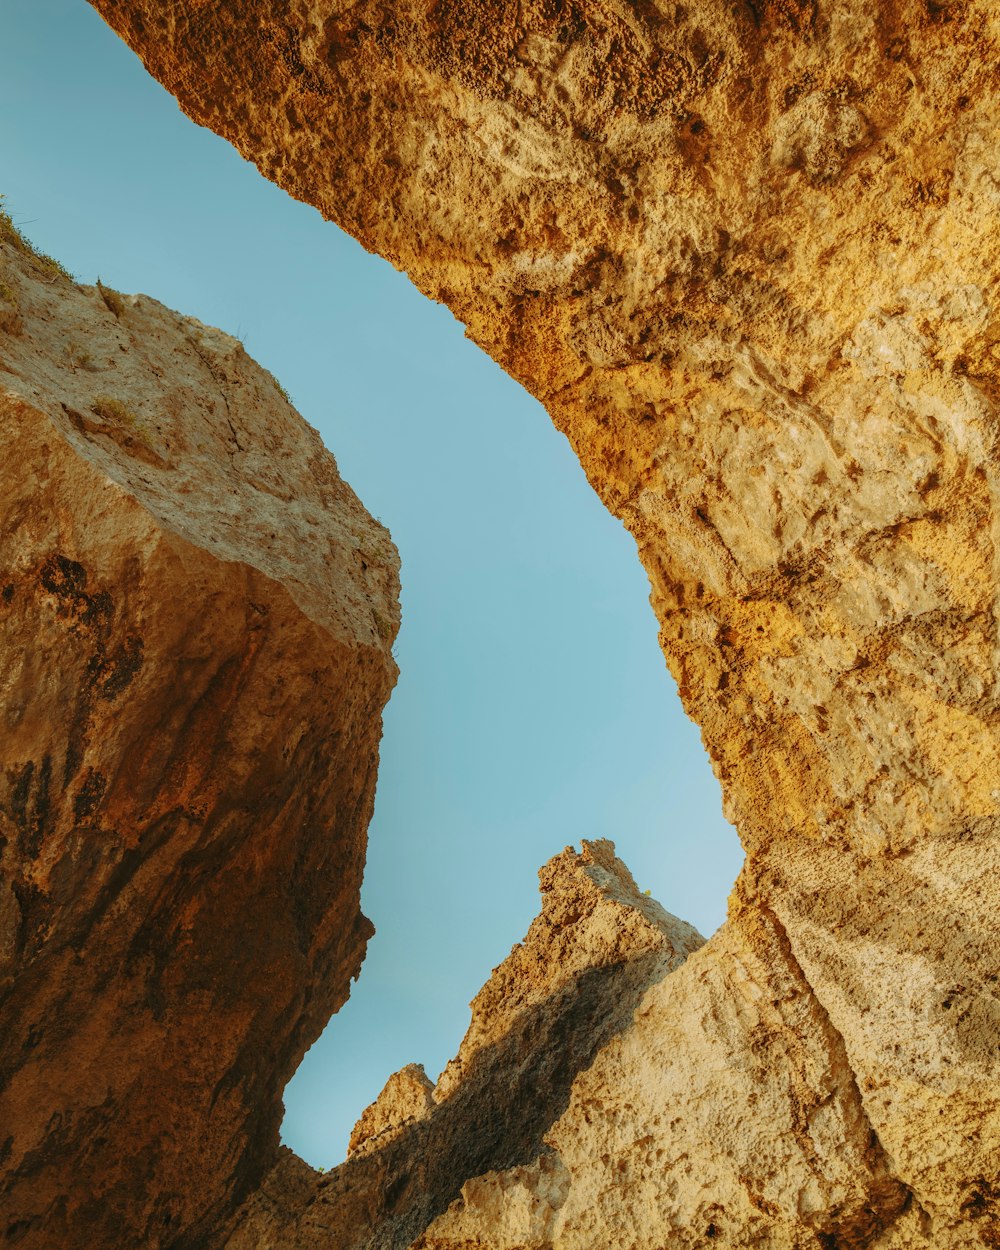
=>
[0,231,399,1248]
[70,0,1000,1244]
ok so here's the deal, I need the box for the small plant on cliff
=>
[0,196,75,282]
[265,368,291,405]
[0,307,22,336]
[0,200,31,255]
[371,609,393,644]
[91,394,148,440]
[96,278,126,319]
[65,341,93,370]
[0,279,23,336]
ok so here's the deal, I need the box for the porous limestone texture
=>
[0,226,399,1249]
[221,841,705,1250]
[85,0,1000,1244]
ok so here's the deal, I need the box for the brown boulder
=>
[0,225,398,1248]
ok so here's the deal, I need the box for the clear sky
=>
[1,0,744,1168]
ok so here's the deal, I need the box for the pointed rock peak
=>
[347,1063,436,1158]
[435,839,703,1103]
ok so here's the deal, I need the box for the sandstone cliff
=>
[0,216,399,1248]
[79,0,1000,1245]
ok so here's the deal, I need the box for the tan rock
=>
[348,1064,436,1159]
[0,223,398,1248]
[223,841,703,1249]
[419,893,912,1249]
[77,0,1000,1243]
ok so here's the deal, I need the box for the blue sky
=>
[2,0,743,1167]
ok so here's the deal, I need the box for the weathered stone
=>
[0,226,398,1249]
[222,841,704,1250]
[347,1064,436,1160]
[77,0,1000,1243]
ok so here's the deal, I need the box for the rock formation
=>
[59,0,1000,1243]
[222,841,705,1250]
[0,217,399,1248]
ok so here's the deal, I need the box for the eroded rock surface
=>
[222,841,704,1250]
[0,226,399,1249]
[81,0,1000,1244]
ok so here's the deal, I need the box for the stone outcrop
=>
[73,0,1000,1243]
[0,219,399,1248]
[222,841,704,1249]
